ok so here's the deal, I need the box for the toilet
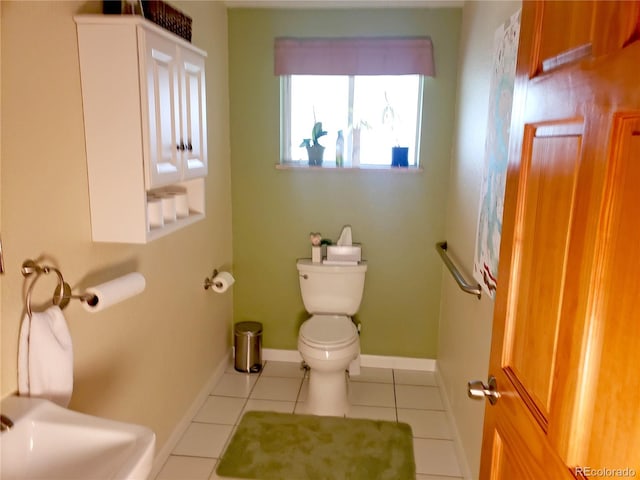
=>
[296,259,367,416]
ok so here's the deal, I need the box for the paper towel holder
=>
[21,259,98,318]
[204,269,222,290]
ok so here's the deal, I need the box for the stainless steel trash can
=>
[234,321,263,373]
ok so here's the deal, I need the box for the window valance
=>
[274,36,435,77]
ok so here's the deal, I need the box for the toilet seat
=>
[299,315,358,350]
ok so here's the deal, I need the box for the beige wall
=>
[0,0,232,454]
[438,1,520,477]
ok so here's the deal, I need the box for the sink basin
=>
[0,396,155,480]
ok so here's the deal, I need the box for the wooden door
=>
[480,1,640,479]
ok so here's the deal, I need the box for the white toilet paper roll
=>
[82,273,146,313]
[160,194,177,223]
[211,271,235,293]
[174,193,189,218]
[147,198,164,229]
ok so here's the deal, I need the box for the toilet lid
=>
[299,315,358,348]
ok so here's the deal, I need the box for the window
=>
[282,74,423,167]
[274,36,435,169]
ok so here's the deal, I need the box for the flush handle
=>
[467,375,500,405]
[1,414,13,431]
[299,274,308,280]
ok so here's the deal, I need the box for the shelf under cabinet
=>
[147,212,205,241]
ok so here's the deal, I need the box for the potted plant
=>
[382,93,409,167]
[300,121,327,166]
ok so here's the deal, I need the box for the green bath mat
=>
[216,411,415,480]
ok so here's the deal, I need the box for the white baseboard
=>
[360,354,436,371]
[435,364,473,480]
[262,348,436,371]
[261,348,302,363]
[149,349,232,479]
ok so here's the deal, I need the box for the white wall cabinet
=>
[141,28,207,188]
[75,15,208,243]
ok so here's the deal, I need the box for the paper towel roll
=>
[82,273,146,312]
[211,271,235,293]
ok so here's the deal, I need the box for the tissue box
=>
[327,245,361,262]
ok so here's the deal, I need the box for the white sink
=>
[0,396,155,480]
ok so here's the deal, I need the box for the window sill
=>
[275,163,423,173]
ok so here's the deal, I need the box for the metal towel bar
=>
[21,259,96,318]
[435,242,482,299]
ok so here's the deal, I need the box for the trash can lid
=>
[235,321,263,335]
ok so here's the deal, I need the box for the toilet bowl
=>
[296,259,367,416]
[298,315,360,416]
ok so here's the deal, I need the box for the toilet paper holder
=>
[204,269,235,292]
[204,269,222,290]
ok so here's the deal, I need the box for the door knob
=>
[467,375,500,405]
[0,234,4,274]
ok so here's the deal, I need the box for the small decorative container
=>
[102,1,192,42]
[142,0,192,42]
[391,147,409,167]
[312,246,322,263]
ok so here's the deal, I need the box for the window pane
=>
[289,76,349,162]
[353,75,420,166]
[284,74,421,166]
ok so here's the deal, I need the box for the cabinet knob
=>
[187,142,193,151]
[177,142,185,151]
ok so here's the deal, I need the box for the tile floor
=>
[154,360,466,480]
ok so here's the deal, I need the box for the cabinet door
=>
[140,29,182,187]
[179,48,208,179]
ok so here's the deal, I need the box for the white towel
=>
[18,306,73,407]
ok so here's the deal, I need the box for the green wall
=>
[228,8,461,358]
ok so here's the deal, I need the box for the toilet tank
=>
[296,259,367,315]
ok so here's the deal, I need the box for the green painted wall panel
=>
[229,8,461,358]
